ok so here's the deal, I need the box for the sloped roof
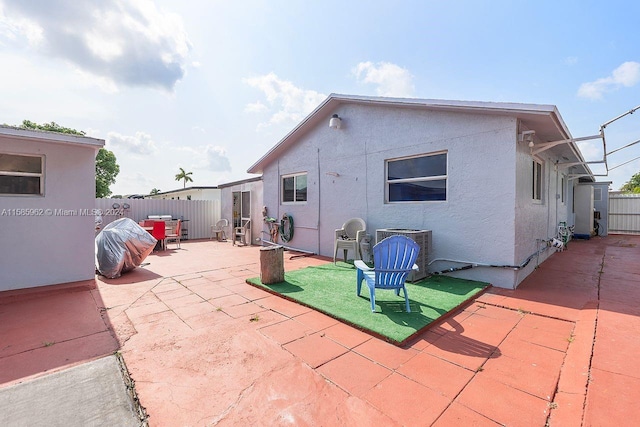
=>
[0,125,104,148]
[247,93,591,177]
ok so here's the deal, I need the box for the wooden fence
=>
[96,198,220,240]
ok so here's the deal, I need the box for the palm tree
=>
[149,188,161,195]
[175,167,193,188]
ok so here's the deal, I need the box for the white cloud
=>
[352,61,415,97]
[107,131,157,155]
[578,61,640,99]
[203,145,232,172]
[244,72,326,127]
[176,144,232,172]
[244,101,268,113]
[577,141,603,161]
[0,0,191,91]
[565,56,578,65]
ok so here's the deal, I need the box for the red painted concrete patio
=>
[1,235,640,426]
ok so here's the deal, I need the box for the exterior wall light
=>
[519,130,535,148]
[329,114,342,129]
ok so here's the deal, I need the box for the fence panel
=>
[608,193,640,235]
[96,198,220,240]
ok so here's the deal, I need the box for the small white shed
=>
[0,126,104,291]
[219,176,263,245]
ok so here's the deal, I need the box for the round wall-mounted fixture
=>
[112,203,121,209]
[329,114,342,129]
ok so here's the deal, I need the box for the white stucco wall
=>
[512,133,575,286]
[1,134,100,291]
[261,104,555,288]
[574,185,594,235]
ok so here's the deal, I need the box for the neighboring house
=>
[219,176,263,244]
[147,186,221,201]
[248,94,598,289]
[0,126,104,291]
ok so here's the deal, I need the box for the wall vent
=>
[375,229,432,282]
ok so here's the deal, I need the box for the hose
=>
[259,238,315,259]
[429,240,551,275]
[279,214,294,242]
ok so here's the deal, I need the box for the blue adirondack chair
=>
[355,235,420,312]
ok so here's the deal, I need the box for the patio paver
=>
[2,236,640,425]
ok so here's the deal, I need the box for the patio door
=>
[232,191,251,228]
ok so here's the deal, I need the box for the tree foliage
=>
[96,148,120,198]
[20,120,85,135]
[620,172,640,193]
[150,188,161,195]
[18,120,120,198]
[174,167,193,188]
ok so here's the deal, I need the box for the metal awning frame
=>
[530,105,640,177]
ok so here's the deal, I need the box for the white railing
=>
[609,193,640,235]
[96,198,220,240]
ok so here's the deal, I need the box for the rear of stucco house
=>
[248,94,594,289]
[0,126,104,291]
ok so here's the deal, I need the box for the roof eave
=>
[0,126,105,148]
[247,94,594,179]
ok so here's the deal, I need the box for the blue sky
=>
[1,0,639,195]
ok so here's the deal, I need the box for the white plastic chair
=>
[165,219,181,249]
[233,219,251,246]
[334,218,366,263]
[210,219,229,241]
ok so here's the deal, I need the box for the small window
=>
[532,159,542,201]
[282,173,307,203]
[0,153,44,196]
[386,152,447,202]
[561,175,566,203]
[594,187,602,201]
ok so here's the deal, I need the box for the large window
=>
[532,159,542,201]
[282,173,307,203]
[386,152,447,202]
[0,153,44,196]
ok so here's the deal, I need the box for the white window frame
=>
[385,151,448,203]
[0,152,45,196]
[532,158,543,203]
[593,187,602,201]
[561,175,566,204]
[281,172,307,204]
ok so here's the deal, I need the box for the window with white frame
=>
[386,151,447,202]
[561,175,566,203]
[594,187,602,201]
[0,153,44,196]
[282,172,307,203]
[532,159,543,201]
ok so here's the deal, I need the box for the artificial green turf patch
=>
[247,262,490,345]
